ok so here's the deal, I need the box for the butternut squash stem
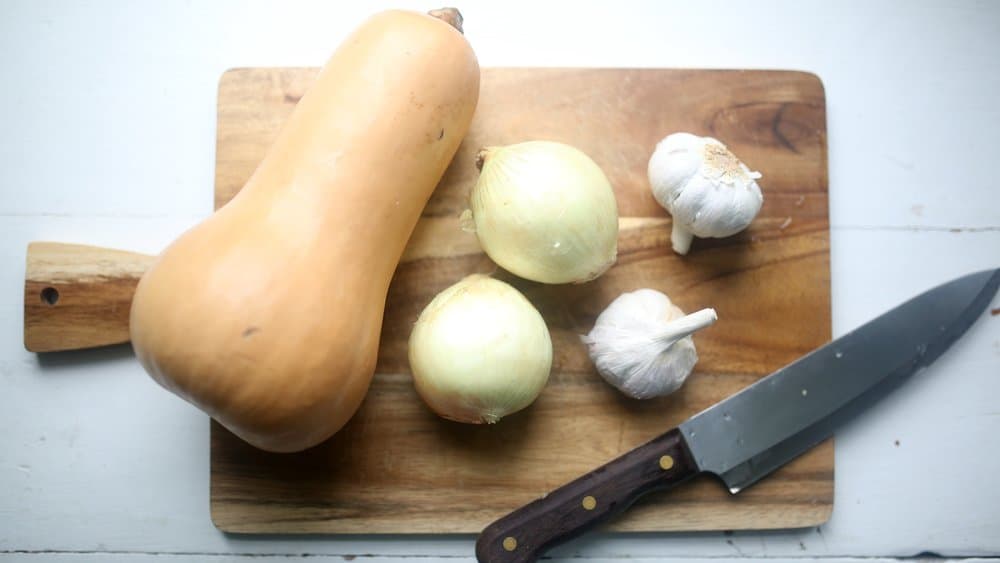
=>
[428,7,464,33]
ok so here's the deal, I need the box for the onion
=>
[467,141,619,284]
[408,274,552,424]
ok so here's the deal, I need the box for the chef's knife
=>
[476,268,1000,562]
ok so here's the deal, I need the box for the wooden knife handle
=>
[23,242,156,352]
[475,428,700,562]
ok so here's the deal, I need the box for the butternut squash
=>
[129,9,480,453]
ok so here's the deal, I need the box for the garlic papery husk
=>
[647,132,763,255]
[582,288,717,399]
[408,274,553,424]
[469,141,619,284]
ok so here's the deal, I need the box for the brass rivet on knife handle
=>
[659,455,675,470]
[23,242,156,352]
[502,536,517,551]
[581,496,597,510]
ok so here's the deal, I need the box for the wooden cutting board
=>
[208,67,831,534]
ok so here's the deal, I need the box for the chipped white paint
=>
[1,0,999,561]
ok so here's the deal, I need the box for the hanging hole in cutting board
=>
[40,287,59,306]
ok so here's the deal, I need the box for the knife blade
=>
[476,268,1000,562]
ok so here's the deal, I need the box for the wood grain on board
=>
[210,67,831,534]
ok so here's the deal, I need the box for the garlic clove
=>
[648,139,702,211]
[582,288,716,400]
[673,174,755,238]
[618,336,699,399]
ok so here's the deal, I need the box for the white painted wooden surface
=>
[1,0,998,560]
[0,557,969,563]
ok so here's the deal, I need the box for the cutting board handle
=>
[23,242,156,353]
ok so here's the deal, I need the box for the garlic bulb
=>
[468,141,619,284]
[648,132,763,255]
[582,289,717,399]
[408,274,552,424]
